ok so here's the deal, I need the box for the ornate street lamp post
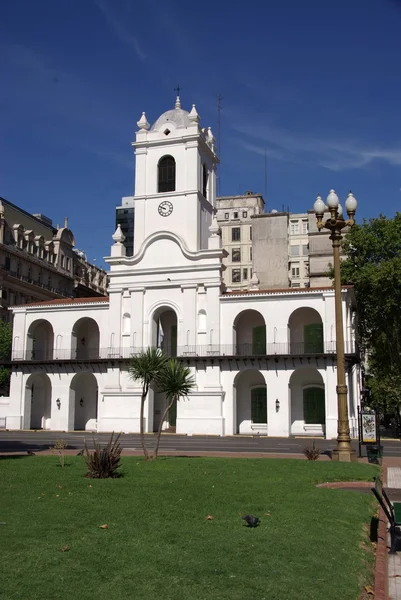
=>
[313,190,358,462]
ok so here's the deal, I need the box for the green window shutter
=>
[251,387,267,423]
[171,325,177,357]
[304,323,324,353]
[168,401,177,427]
[303,388,325,425]
[252,325,266,355]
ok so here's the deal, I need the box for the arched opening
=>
[69,372,98,431]
[26,320,54,360]
[288,307,324,354]
[25,373,52,430]
[289,368,325,436]
[234,370,267,434]
[158,156,176,193]
[233,310,266,356]
[151,306,178,357]
[71,317,100,360]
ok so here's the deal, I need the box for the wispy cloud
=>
[93,0,146,61]
[232,120,401,171]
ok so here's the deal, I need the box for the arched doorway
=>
[233,310,266,356]
[25,373,52,430]
[69,372,98,431]
[234,369,267,434]
[71,318,100,360]
[26,320,54,360]
[289,368,325,436]
[288,307,324,354]
[151,306,178,357]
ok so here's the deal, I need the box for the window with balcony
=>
[292,266,300,277]
[290,221,299,235]
[304,323,324,353]
[232,269,241,283]
[252,325,266,354]
[232,227,240,241]
[232,248,241,262]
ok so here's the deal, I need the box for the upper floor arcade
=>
[9,286,358,364]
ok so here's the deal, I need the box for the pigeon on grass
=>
[242,514,261,528]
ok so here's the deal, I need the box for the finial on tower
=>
[137,112,149,130]
[111,224,126,257]
[189,104,200,123]
[174,84,182,109]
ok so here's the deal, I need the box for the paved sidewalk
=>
[387,467,401,600]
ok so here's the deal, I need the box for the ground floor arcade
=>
[2,357,360,438]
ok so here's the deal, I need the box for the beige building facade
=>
[215,192,264,290]
[0,197,108,320]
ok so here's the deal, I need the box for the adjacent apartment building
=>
[215,192,264,290]
[0,197,108,320]
[216,193,333,291]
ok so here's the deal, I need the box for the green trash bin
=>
[366,444,383,464]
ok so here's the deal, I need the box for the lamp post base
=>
[331,447,358,462]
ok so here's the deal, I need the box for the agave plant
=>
[84,432,122,478]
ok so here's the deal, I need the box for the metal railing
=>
[11,340,357,362]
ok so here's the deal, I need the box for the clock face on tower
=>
[158,201,173,217]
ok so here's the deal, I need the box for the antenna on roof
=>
[264,148,267,203]
[217,93,223,196]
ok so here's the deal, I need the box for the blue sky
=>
[1,0,401,268]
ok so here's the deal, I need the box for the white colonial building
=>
[0,97,360,438]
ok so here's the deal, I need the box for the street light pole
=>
[313,190,358,462]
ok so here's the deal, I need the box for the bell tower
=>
[132,96,218,254]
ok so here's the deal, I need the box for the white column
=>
[266,367,291,437]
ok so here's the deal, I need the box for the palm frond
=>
[128,348,168,386]
[156,359,195,400]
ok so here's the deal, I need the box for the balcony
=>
[11,341,358,363]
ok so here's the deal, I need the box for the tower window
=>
[202,164,208,199]
[158,156,176,193]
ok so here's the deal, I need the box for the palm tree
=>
[128,348,168,460]
[153,359,195,459]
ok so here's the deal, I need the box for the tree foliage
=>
[0,320,12,394]
[339,213,401,416]
[152,360,195,459]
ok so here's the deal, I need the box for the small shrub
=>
[84,432,122,479]
[303,440,321,461]
[51,439,68,467]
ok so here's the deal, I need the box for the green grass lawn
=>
[0,456,378,600]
